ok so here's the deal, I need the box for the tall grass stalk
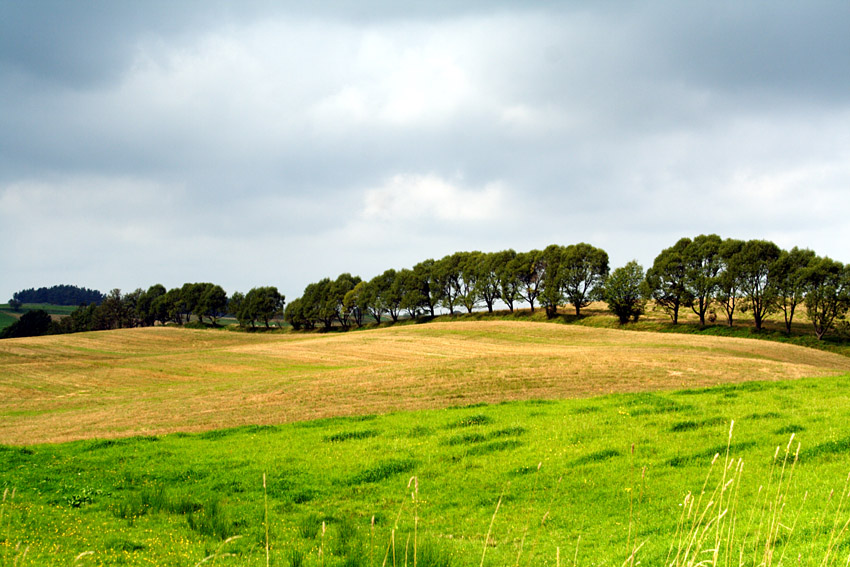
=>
[263,473,270,567]
[480,486,505,567]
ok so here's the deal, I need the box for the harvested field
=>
[2,321,849,444]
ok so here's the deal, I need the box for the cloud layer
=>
[2,2,850,300]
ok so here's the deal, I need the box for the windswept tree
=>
[474,252,502,313]
[604,261,647,324]
[457,251,483,314]
[493,249,520,312]
[774,247,817,334]
[560,243,609,317]
[412,260,439,317]
[343,281,367,328]
[804,257,850,340]
[195,283,228,325]
[511,249,544,313]
[284,297,313,330]
[433,253,463,315]
[737,239,782,331]
[365,270,394,324]
[397,268,426,319]
[331,273,361,329]
[539,244,566,319]
[682,234,722,326]
[716,238,745,327]
[646,238,689,324]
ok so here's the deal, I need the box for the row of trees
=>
[643,235,850,339]
[5,235,849,341]
[283,245,610,330]
[34,284,284,335]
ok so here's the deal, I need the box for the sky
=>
[2,1,850,302]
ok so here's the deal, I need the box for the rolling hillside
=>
[3,321,849,445]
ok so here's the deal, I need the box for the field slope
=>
[2,321,849,444]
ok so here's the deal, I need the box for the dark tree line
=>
[11,285,104,307]
[284,244,610,330]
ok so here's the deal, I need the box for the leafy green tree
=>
[8,298,22,312]
[474,252,502,313]
[604,261,647,324]
[366,269,401,324]
[774,247,817,334]
[0,309,53,338]
[197,284,229,325]
[343,281,368,328]
[241,286,285,328]
[716,238,745,326]
[493,249,520,312]
[539,244,566,319]
[456,251,483,314]
[283,297,310,330]
[804,257,850,340]
[412,260,439,317]
[302,279,336,330]
[511,249,544,313]
[398,268,426,319]
[331,274,360,329]
[682,234,722,326]
[560,243,609,317]
[646,238,690,324]
[433,254,462,314]
[737,240,782,331]
[136,284,166,326]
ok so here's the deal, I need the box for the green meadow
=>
[4,373,850,566]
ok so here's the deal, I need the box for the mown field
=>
[3,322,850,565]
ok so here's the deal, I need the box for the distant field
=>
[2,321,850,445]
[0,303,80,331]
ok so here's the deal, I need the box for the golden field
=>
[2,320,849,444]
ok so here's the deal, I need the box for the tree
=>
[241,286,285,328]
[682,234,722,326]
[456,251,483,314]
[196,284,228,325]
[539,244,566,319]
[0,309,53,339]
[804,257,850,340]
[646,238,690,324]
[434,254,462,315]
[511,249,544,313]
[136,284,166,326]
[284,298,310,330]
[412,260,439,317]
[474,252,502,313]
[560,243,610,317]
[604,261,647,324]
[8,298,22,312]
[343,281,368,328]
[716,238,745,327]
[493,249,520,312]
[737,240,782,331]
[397,268,426,319]
[773,247,817,334]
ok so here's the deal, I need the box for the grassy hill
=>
[3,321,849,445]
[3,322,850,565]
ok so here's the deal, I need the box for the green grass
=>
[4,374,850,565]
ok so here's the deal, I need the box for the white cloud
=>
[362,173,507,223]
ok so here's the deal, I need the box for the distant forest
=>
[11,285,104,306]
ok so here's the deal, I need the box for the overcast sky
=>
[2,1,849,302]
